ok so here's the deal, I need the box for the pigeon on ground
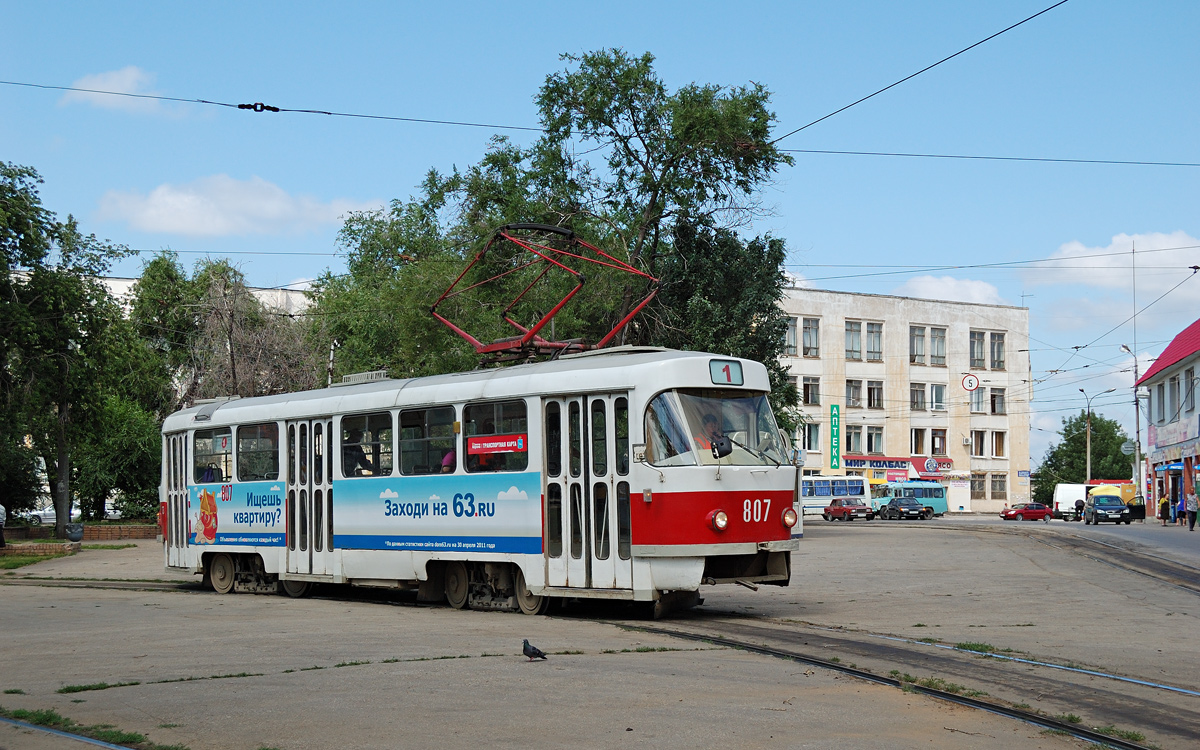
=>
[523,639,548,661]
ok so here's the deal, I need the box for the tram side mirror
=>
[711,435,733,459]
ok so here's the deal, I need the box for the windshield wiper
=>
[726,436,781,467]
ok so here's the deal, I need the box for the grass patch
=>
[81,543,137,550]
[912,623,927,627]
[900,673,917,683]
[152,672,263,684]
[381,658,399,664]
[1092,724,1144,741]
[1012,702,1030,710]
[917,637,938,643]
[1040,729,1071,737]
[0,553,67,569]
[551,650,585,655]
[962,689,988,697]
[3,689,24,695]
[955,642,995,654]
[829,657,840,663]
[915,676,965,694]
[56,681,140,694]
[333,660,371,668]
[159,723,182,728]
[888,670,901,678]
[1054,713,1081,724]
[0,705,165,747]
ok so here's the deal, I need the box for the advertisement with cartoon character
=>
[333,472,542,554]
[190,481,286,546]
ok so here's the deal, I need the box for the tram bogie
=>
[161,348,800,615]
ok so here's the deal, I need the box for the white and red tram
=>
[161,347,800,614]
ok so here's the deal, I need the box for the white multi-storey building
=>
[779,289,1031,513]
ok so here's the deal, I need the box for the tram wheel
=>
[514,566,548,616]
[445,561,469,609]
[281,579,311,598]
[210,554,236,595]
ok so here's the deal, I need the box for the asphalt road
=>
[2,518,1196,749]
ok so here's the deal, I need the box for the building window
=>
[911,428,927,455]
[866,426,884,454]
[845,424,862,453]
[932,429,947,456]
[910,326,925,364]
[971,430,986,457]
[991,472,1007,501]
[930,383,946,411]
[930,327,946,366]
[1168,376,1180,422]
[803,377,821,406]
[1156,383,1166,423]
[990,332,1006,370]
[804,423,820,452]
[845,321,861,360]
[910,383,926,411]
[970,331,986,369]
[803,318,820,357]
[990,388,1006,415]
[1187,368,1196,413]
[866,322,883,361]
[971,472,987,500]
[970,387,985,413]
[784,317,798,356]
[993,431,1006,458]
[846,379,862,408]
[867,381,884,409]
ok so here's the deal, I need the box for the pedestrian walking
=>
[1177,494,1187,526]
[0,501,6,548]
[1159,497,1170,526]
[1187,491,1198,532]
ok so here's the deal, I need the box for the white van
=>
[1051,483,1089,521]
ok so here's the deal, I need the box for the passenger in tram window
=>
[694,413,722,451]
[343,428,373,476]
[441,449,456,473]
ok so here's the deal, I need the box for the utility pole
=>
[1080,387,1115,483]
[1121,344,1143,503]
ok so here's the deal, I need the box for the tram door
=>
[165,432,188,568]
[286,419,333,576]
[543,395,633,590]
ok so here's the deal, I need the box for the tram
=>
[161,347,800,615]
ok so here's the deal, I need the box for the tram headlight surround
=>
[708,509,729,532]
[781,507,798,528]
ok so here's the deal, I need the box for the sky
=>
[2,1,1197,466]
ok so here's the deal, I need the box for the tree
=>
[1032,411,1131,504]
[1,162,136,536]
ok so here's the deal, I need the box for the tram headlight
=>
[708,510,729,532]
[782,507,798,528]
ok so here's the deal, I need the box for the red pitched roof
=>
[1137,317,1200,385]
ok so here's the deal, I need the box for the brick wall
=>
[0,542,81,556]
[4,525,158,541]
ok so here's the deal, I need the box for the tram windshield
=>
[645,388,787,467]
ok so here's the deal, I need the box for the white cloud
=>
[891,276,1008,306]
[1026,231,1199,293]
[61,66,165,114]
[379,489,399,499]
[496,487,528,501]
[98,175,380,236]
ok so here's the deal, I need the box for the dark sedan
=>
[878,498,925,520]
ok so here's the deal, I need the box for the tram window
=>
[237,423,279,482]
[591,400,607,476]
[299,488,308,551]
[314,489,323,552]
[327,487,334,547]
[569,484,584,559]
[313,423,324,485]
[341,412,393,477]
[568,402,581,477]
[463,400,528,473]
[547,484,563,557]
[546,403,561,477]
[299,423,309,485]
[193,428,233,484]
[288,425,296,484]
[593,483,610,560]
[617,482,631,560]
[287,490,296,551]
[615,398,629,476]
[400,406,456,475]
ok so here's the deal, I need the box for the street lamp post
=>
[1120,344,1143,502]
[1080,387,1116,483]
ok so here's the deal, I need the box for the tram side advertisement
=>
[333,472,543,554]
[190,481,285,546]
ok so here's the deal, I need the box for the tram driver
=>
[343,427,373,476]
[694,413,722,450]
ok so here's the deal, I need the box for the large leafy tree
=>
[1032,411,1131,504]
[312,49,799,427]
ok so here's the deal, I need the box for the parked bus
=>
[799,476,868,517]
[870,480,948,519]
[161,348,799,617]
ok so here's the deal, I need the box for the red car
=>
[823,498,875,521]
[1000,502,1052,522]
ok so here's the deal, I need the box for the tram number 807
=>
[743,498,772,523]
